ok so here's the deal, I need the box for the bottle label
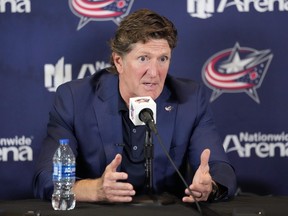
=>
[53,163,76,181]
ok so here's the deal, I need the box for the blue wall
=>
[0,0,287,199]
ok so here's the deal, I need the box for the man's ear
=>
[112,52,123,74]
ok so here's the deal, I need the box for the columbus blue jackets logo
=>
[69,0,134,30]
[202,43,273,103]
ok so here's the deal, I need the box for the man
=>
[34,9,237,203]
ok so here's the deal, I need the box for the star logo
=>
[69,0,134,30]
[202,43,273,103]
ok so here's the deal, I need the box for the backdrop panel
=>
[0,0,287,199]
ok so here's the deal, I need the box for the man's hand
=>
[182,149,213,203]
[73,154,135,202]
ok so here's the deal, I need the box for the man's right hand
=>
[73,154,135,202]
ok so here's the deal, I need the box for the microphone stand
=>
[144,128,153,193]
[132,127,176,206]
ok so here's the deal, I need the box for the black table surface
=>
[0,195,287,216]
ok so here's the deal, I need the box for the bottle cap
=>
[59,139,69,145]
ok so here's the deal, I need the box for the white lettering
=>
[95,61,110,71]
[0,135,32,146]
[239,132,288,142]
[77,64,96,79]
[0,146,33,161]
[218,0,244,12]
[218,0,288,12]
[255,142,269,158]
[271,142,288,157]
[224,132,288,158]
[187,0,214,18]
[44,58,110,92]
[44,57,72,92]
[0,0,31,13]
[188,0,288,19]
[253,0,268,12]
[223,135,246,157]
[77,61,110,79]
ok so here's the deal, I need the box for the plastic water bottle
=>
[52,139,76,210]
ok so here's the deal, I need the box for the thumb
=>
[199,149,210,174]
[109,154,122,172]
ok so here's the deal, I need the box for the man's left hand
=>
[182,148,212,203]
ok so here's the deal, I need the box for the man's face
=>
[114,39,171,105]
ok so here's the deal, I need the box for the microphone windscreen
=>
[129,96,157,126]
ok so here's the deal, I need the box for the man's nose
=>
[147,60,158,77]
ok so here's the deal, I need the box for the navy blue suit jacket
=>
[34,69,237,200]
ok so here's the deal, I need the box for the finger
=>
[108,195,134,203]
[182,196,195,203]
[185,188,202,198]
[182,193,206,203]
[183,188,208,203]
[105,171,128,182]
[109,154,122,172]
[104,182,135,203]
[105,187,136,196]
[199,149,210,173]
[182,193,200,203]
[112,182,134,190]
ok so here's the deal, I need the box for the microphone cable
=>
[138,106,203,215]
[153,129,203,216]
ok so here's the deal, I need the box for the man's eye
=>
[139,56,148,62]
[160,56,169,62]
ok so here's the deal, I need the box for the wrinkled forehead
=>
[125,39,172,56]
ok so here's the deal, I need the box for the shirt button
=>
[132,128,137,133]
[133,146,138,151]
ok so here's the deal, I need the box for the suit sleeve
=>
[188,84,237,199]
[33,83,78,200]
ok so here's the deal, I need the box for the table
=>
[0,195,287,216]
[204,195,288,216]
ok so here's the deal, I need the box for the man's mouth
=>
[144,82,154,86]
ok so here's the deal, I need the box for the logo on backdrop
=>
[202,43,273,103]
[187,0,288,18]
[44,57,110,92]
[223,132,288,158]
[69,0,134,30]
[0,0,31,13]
[0,136,33,162]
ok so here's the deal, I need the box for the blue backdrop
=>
[1,0,287,199]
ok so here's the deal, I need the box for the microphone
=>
[129,96,158,134]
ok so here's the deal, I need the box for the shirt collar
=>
[118,91,128,113]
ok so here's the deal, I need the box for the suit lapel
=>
[153,87,177,176]
[92,73,124,164]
